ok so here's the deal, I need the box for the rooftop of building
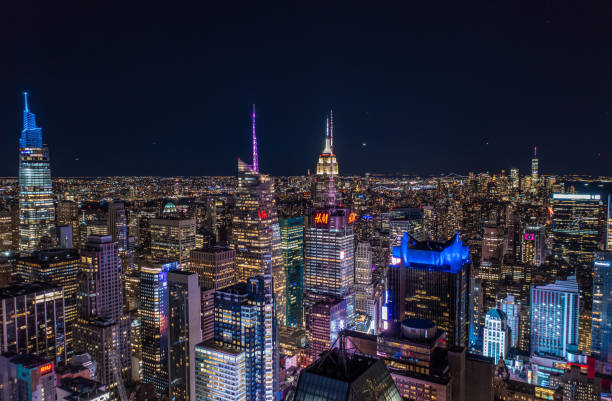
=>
[533,275,578,293]
[486,308,507,320]
[195,340,244,356]
[191,245,234,254]
[304,349,380,383]
[1,352,52,369]
[19,248,80,263]
[0,281,61,299]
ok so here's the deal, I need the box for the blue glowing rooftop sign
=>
[391,233,470,273]
[19,92,43,149]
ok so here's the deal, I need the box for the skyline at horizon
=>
[4,2,612,177]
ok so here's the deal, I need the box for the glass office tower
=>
[279,216,304,327]
[18,93,55,255]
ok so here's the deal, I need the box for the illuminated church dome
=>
[163,202,177,214]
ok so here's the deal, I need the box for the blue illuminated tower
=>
[18,92,55,254]
[385,233,470,347]
[592,252,612,365]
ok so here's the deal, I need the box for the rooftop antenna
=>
[252,104,259,173]
[330,109,334,153]
[534,146,537,158]
[23,92,29,112]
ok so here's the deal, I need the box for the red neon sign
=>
[348,212,356,224]
[40,363,53,374]
[314,212,329,225]
[257,210,268,219]
[524,233,535,241]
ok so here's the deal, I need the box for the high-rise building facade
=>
[279,217,304,327]
[551,193,603,266]
[0,282,66,364]
[189,246,237,290]
[214,275,277,401]
[74,235,131,394]
[312,112,339,207]
[0,353,57,401]
[140,261,177,395]
[150,217,196,268]
[521,225,546,266]
[309,298,347,360]
[167,270,202,401]
[231,107,285,326]
[57,200,80,249]
[483,309,509,363]
[386,233,470,347]
[18,93,55,255]
[195,341,246,401]
[592,252,612,365]
[498,294,520,349]
[17,249,80,358]
[354,241,376,331]
[108,200,128,253]
[530,276,579,358]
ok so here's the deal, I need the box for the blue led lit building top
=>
[391,233,470,273]
[386,233,470,347]
[20,92,43,149]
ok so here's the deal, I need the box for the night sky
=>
[2,2,612,177]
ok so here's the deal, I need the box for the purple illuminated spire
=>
[252,104,259,173]
[330,109,334,153]
[534,146,537,158]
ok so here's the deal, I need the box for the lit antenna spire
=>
[330,109,334,153]
[534,146,537,158]
[252,104,259,173]
[23,92,29,112]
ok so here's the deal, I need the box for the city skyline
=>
[3,2,612,177]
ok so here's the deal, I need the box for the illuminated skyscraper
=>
[354,242,376,332]
[592,252,612,365]
[150,217,196,268]
[606,193,612,251]
[304,116,355,328]
[190,246,237,341]
[0,354,57,401]
[483,309,509,363]
[386,233,470,347]
[309,298,347,360]
[510,168,519,189]
[56,200,80,249]
[530,276,579,358]
[232,106,285,325]
[195,341,246,401]
[521,225,546,267]
[551,192,604,354]
[214,274,277,401]
[498,294,520,349]
[531,146,539,182]
[140,261,177,395]
[167,270,201,401]
[279,217,304,327]
[17,249,80,358]
[108,200,128,253]
[312,112,339,207]
[18,93,55,255]
[0,282,66,364]
[74,235,131,395]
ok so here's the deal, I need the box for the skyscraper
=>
[150,217,196,268]
[0,354,57,401]
[386,233,470,347]
[232,106,285,325]
[312,112,339,207]
[140,261,176,395]
[108,200,128,253]
[304,116,355,327]
[592,252,612,365]
[17,249,80,358]
[56,200,80,249]
[498,294,520,349]
[74,235,131,395]
[551,192,603,354]
[531,146,539,182]
[354,241,376,331]
[279,216,304,327]
[521,225,546,266]
[530,276,579,358]
[309,298,347,360]
[214,274,277,401]
[195,341,246,401]
[18,92,55,255]
[167,270,201,401]
[482,309,509,363]
[0,282,66,364]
